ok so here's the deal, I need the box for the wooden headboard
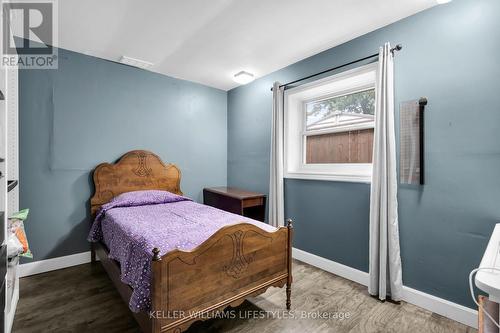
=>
[90,150,182,215]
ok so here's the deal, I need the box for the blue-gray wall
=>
[20,48,227,261]
[227,0,500,308]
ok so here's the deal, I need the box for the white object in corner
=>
[475,223,500,302]
[292,247,477,329]
[19,251,92,278]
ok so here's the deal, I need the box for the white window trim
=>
[284,62,378,183]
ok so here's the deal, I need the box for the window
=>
[284,63,377,182]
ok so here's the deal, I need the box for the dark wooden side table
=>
[203,187,266,222]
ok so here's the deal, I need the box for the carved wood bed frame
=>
[90,150,293,333]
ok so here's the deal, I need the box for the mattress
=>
[88,190,276,313]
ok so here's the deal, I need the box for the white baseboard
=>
[401,285,477,328]
[292,247,369,286]
[292,247,477,329]
[19,251,92,278]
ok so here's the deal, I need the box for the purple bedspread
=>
[88,190,276,313]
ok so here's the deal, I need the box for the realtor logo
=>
[1,0,58,69]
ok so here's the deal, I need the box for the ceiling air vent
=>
[119,56,154,70]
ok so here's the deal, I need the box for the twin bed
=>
[88,150,293,333]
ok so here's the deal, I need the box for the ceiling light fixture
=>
[436,0,452,4]
[119,56,154,70]
[233,71,255,84]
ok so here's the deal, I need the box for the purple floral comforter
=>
[88,190,275,313]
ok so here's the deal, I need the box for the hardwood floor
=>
[12,260,476,333]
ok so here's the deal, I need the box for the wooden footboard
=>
[90,151,293,333]
[149,220,293,333]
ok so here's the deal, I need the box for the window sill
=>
[284,172,371,184]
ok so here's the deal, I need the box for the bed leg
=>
[286,284,292,310]
[151,247,162,333]
[91,243,96,263]
[286,218,293,310]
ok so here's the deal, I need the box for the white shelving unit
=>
[4,64,19,333]
[0,53,7,333]
[1,5,20,329]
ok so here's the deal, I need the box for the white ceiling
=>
[54,0,436,90]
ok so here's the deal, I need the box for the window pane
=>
[305,129,374,164]
[306,89,375,132]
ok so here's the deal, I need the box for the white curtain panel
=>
[269,82,285,227]
[368,43,403,301]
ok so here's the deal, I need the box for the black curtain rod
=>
[271,44,403,91]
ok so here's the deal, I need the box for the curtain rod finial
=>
[391,44,403,53]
